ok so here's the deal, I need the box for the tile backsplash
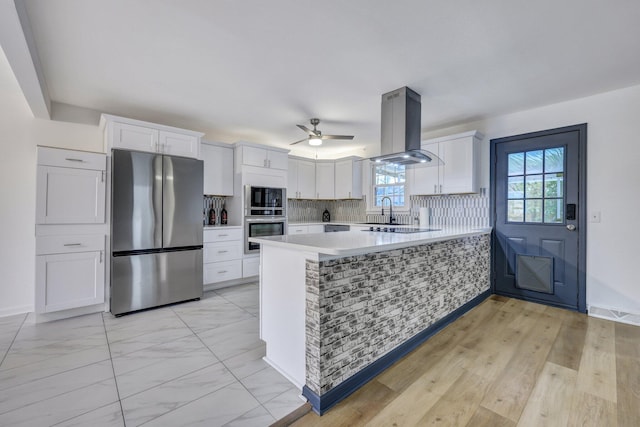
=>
[411,193,490,228]
[288,193,490,227]
[287,199,367,223]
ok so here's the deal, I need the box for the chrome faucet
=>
[381,196,395,224]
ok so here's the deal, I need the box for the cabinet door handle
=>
[268,160,272,168]
[65,158,85,162]
[63,243,82,246]
[349,191,351,198]
[440,184,443,193]
[218,270,228,274]
[99,251,103,263]
[434,184,437,193]
[101,171,106,182]
[218,250,228,254]
[218,234,228,237]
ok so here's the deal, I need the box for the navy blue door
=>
[491,124,587,312]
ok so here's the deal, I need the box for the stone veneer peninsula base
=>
[254,229,491,414]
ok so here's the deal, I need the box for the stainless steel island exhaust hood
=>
[370,86,441,166]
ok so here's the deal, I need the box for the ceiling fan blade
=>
[289,138,308,145]
[296,124,319,136]
[321,135,355,140]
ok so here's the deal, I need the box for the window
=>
[372,163,406,209]
[507,147,565,223]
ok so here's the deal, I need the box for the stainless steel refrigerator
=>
[110,149,203,315]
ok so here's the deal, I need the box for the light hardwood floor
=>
[291,295,640,427]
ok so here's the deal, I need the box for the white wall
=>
[0,49,102,316]
[423,84,640,316]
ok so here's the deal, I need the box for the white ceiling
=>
[18,0,640,158]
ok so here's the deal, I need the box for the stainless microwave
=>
[245,185,286,216]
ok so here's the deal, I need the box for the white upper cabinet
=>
[158,130,200,158]
[111,122,158,153]
[315,161,335,199]
[238,144,288,170]
[409,130,482,195]
[334,158,363,199]
[410,143,441,196]
[288,158,316,199]
[36,147,106,224]
[201,141,234,196]
[101,114,203,159]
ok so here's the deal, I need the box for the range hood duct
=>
[370,86,442,166]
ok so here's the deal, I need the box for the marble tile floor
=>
[0,283,304,426]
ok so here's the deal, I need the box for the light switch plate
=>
[590,211,601,223]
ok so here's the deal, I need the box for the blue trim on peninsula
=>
[302,289,491,415]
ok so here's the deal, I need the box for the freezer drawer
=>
[110,249,202,315]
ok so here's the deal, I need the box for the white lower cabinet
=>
[35,235,105,313]
[204,260,242,284]
[203,228,243,285]
[307,225,325,233]
[243,256,260,278]
[289,224,326,234]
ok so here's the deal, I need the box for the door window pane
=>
[525,175,543,198]
[508,152,524,176]
[544,147,564,173]
[508,200,524,222]
[525,199,543,223]
[544,173,564,197]
[526,151,544,174]
[506,146,566,224]
[544,199,564,223]
[508,176,524,199]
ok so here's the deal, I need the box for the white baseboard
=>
[0,305,32,319]
[33,303,105,323]
[588,305,640,326]
[263,356,305,392]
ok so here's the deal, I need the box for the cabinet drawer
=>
[204,260,242,284]
[288,226,308,235]
[36,234,105,255]
[204,241,242,263]
[37,146,106,171]
[203,228,242,242]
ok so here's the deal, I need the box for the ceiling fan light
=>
[309,137,322,146]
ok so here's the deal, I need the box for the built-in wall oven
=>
[244,185,287,254]
[245,217,286,254]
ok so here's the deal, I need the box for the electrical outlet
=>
[590,211,601,223]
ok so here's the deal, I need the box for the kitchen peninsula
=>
[250,226,491,414]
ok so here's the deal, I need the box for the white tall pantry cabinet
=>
[35,147,107,319]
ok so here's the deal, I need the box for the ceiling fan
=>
[290,118,354,146]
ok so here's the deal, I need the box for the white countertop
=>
[250,226,492,257]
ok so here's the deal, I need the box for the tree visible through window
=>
[373,163,405,208]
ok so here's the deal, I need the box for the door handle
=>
[566,224,576,231]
